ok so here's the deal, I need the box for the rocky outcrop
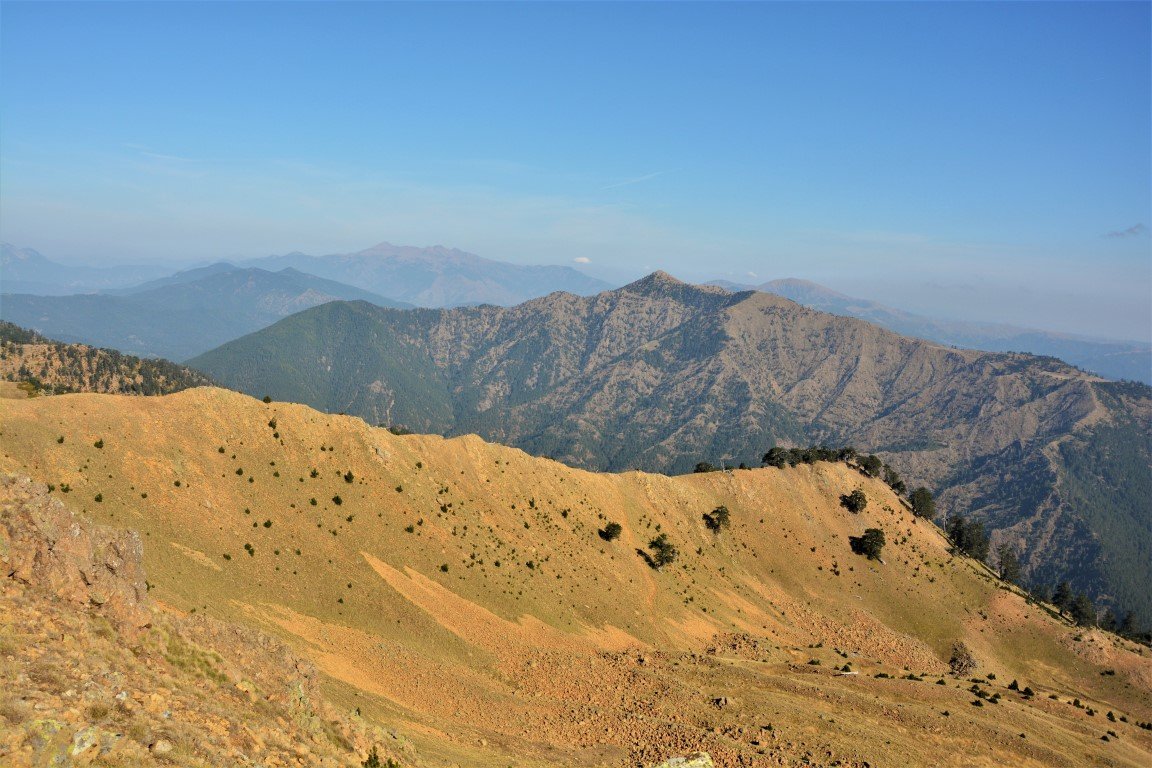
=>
[651,754,716,768]
[0,474,150,631]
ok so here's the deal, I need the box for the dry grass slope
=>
[1,387,1150,767]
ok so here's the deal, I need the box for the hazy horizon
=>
[1,2,1149,343]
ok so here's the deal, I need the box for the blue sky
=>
[1,1,1149,341]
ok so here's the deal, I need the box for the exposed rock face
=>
[0,474,150,631]
[0,474,405,767]
[651,754,716,768]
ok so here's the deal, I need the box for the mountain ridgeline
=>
[190,273,1152,628]
[0,321,213,396]
[711,277,1152,385]
[0,266,411,362]
[242,240,612,307]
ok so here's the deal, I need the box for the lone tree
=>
[910,487,935,519]
[1070,592,1097,627]
[704,505,731,532]
[850,528,885,560]
[1052,581,1073,616]
[996,543,1021,584]
[694,461,718,473]
[599,521,623,541]
[840,489,868,514]
[648,533,679,570]
[882,465,906,495]
[858,454,883,478]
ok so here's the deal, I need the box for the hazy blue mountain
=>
[709,277,1151,384]
[1,266,410,361]
[243,241,612,307]
[0,242,174,295]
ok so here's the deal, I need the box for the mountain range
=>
[2,387,1149,766]
[710,278,1152,385]
[0,266,409,361]
[241,240,612,307]
[189,273,1152,629]
[0,242,173,294]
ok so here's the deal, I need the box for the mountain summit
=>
[189,276,1152,627]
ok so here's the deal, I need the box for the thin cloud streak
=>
[599,170,672,191]
[1104,223,1149,239]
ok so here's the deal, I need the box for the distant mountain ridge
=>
[0,242,175,294]
[1,265,410,361]
[0,321,213,395]
[242,240,612,307]
[190,272,1152,627]
[709,277,1152,384]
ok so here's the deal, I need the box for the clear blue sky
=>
[2,1,1149,341]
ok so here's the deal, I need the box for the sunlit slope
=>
[2,387,1150,767]
[188,275,1152,630]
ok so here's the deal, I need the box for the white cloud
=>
[573,256,591,264]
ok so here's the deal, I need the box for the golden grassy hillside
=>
[1,387,1150,767]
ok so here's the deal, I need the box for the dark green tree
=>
[599,522,623,541]
[704,505,731,532]
[946,516,990,562]
[840,489,867,514]
[1099,608,1120,632]
[1070,592,1097,627]
[910,487,935,519]
[882,465,906,495]
[694,461,718,473]
[858,454,883,477]
[850,528,885,560]
[1051,581,1073,615]
[996,543,1022,584]
[648,533,679,570]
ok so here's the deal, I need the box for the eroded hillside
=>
[1,388,1150,767]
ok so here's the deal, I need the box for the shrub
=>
[840,489,867,513]
[704,505,731,532]
[849,528,885,560]
[94,439,104,449]
[599,522,623,541]
[648,533,678,570]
